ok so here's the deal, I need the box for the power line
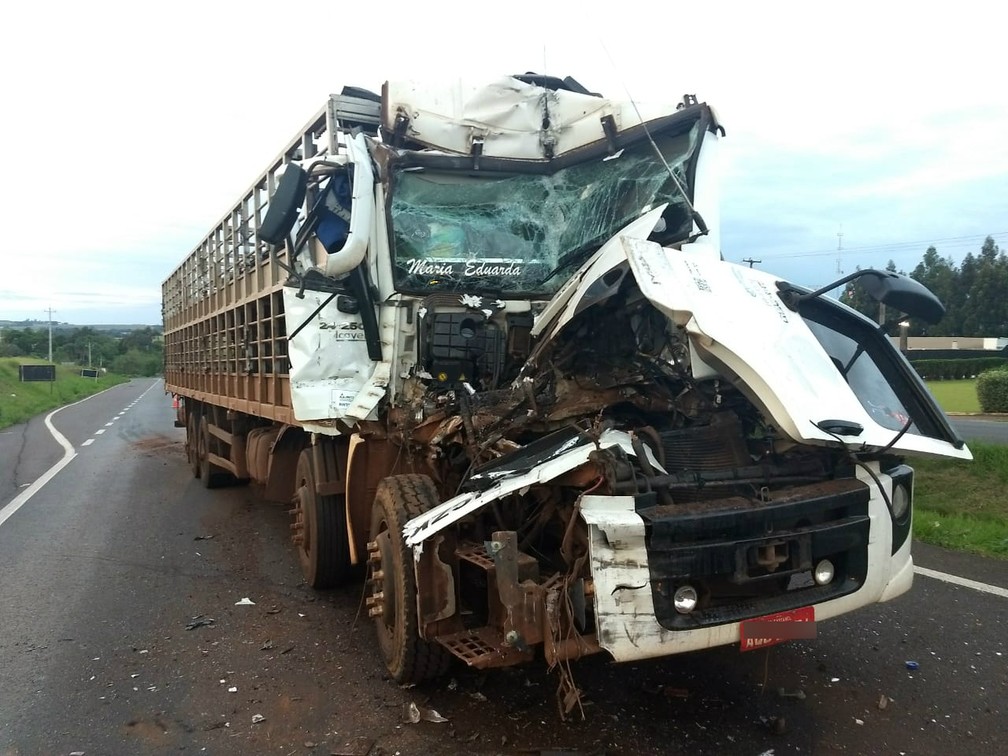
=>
[758,232,1008,262]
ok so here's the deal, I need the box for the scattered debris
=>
[830,677,840,683]
[878,694,891,710]
[469,691,488,703]
[228,686,237,693]
[777,688,806,700]
[760,715,787,735]
[185,615,215,631]
[261,640,275,651]
[193,534,215,541]
[330,737,375,756]
[855,718,865,726]
[251,714,265,724]
[235,597,255,606]
[403,701,449,724]
[266,607,282,615]
[905,660,920,670]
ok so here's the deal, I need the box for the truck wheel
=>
[187,410,201,479]
[367,474,451,684]
[198,416,229,489]
[292,449,352,588]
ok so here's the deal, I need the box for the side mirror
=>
[259,163,308,245]
[857,270,945,325]
[779,269,945,325]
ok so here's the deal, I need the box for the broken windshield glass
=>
[388,123,701,295]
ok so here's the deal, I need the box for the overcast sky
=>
[1,0,1005,325]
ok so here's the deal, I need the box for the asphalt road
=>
[0,380,1005,755]
[950,416,1008,445]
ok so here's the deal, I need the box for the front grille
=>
[637,478,870,630]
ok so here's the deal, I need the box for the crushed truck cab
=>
[163,73,969,710]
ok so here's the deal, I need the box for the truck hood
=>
[531,224,971,461]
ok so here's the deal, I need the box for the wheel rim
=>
[294,478,312,563]
[368,523,398,658]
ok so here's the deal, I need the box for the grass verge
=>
[924,379,980,414]
[0,358,129,429]
[912,441,1008,559]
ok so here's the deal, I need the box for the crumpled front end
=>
[399,225,950,672]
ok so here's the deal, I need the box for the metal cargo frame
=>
[162,105,338,423]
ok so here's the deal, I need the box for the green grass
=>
[912,442,1008,559]
[924,379,981,414]
[0,358,129,429]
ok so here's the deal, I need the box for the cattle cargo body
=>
[162,73,970,712]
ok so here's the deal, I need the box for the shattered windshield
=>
[389,123,701,295]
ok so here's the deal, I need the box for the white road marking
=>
[0,407,76,528]
[104,422,114,427]
[915,566,1008,599]
[95,429,105,435]
[82,439,95,447]
[0,379,161,530]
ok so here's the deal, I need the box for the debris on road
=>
[185,615,215,630]
[777,688,806,700]
[760,715,788,735]
[878,694,891,710]
[404,701,449,724]
[905,661,920,670]
[251,714,265,724]
[234,597,255,606]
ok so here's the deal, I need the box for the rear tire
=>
[292,449,352,588]
[187,407,201,479]
[368,474,451,684]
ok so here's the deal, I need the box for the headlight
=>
[814,559,835,586]
[891,482,910,522]
[673,585,698,614]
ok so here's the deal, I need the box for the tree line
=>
[0,326,163,376]
[840,236,1008,337]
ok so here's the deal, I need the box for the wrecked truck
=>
[162,73,971,699]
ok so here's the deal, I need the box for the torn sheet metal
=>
[530,206,668,340]
[384,77,677,160]
[285,287,384,424]
[620,237,971,460]
[402,429,661,550]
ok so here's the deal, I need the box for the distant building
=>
[889,336,1008,358]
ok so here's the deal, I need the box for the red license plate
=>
[739,606,816,652]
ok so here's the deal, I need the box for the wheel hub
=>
[366,531,394,625]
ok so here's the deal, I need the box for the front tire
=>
[367,474,451,684]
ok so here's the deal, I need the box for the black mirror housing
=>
[857,270,945,325]
[259,163,308,245]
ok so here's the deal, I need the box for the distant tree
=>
[119,327,158,354]
[910,246,958,336]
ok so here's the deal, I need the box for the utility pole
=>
[836,226,844,275]
[46,306,55,363]
[742,257,761,268]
